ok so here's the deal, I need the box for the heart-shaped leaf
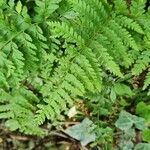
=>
[115,111,145,131]
[64,118,96,146]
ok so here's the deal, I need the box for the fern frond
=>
[103,27,132,67]
[113,0,128,14]
[1,0,150,137]
[130,0,146,17]
[81,48,102,91]
[109,19,139,51]
[48,21,84,46]
[91,41,123,77]
[67,0,107,40]
[34,0,62,22]
[36,51,101,124]
[0,88,43,135]
[132,50,150,75]
[115,15,144,34]
[143,72,150,90]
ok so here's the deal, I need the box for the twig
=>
[10,135,32,141]
[49,131,69,139]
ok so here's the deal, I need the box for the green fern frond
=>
[143,72,150,90]
[132,50,150,75]
[0,0,150,137]
[34,0,62,22]
[109,19,139,51]
[48,21,84,46]
[113,0,128,14]
[0,88,43,135]
[130,0,146,17]
[91,41,123,77]
[115,15,144,34]
[103,26,132,67]
[36,51,101,124]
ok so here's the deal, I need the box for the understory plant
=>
[0,0,150,148]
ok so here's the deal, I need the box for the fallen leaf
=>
[67,106,77,118]
[0,138,3,143]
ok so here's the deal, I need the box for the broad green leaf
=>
[134,143,150,150]
[115,111,133,131]
[132,115,146,130]
[142,129,150,143]
[125,128,136,138]
[136,102,150,124]
[110,87,116,102]
[122,141,134,150]
[5,119,20,131]
[114,83,133,96]
[64,118,96,146]
[115,111,145,131]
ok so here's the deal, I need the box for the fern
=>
[130,0,146,17]
[143,72,150,90]
[0,0,150,137]
[34,0,63,22]
[0,88,43,135]
[91,41,123,77]
[115,15,144,34]
[132,50,150,75]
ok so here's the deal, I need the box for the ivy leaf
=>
[64,118,96,146]
[122,141,134,150]
[132,115,146,130]
[115,111,134,131]
[115,111,145,131]
[134,143,150,150]
[125,128,136,138]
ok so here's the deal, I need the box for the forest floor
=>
[0,122,86,150]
